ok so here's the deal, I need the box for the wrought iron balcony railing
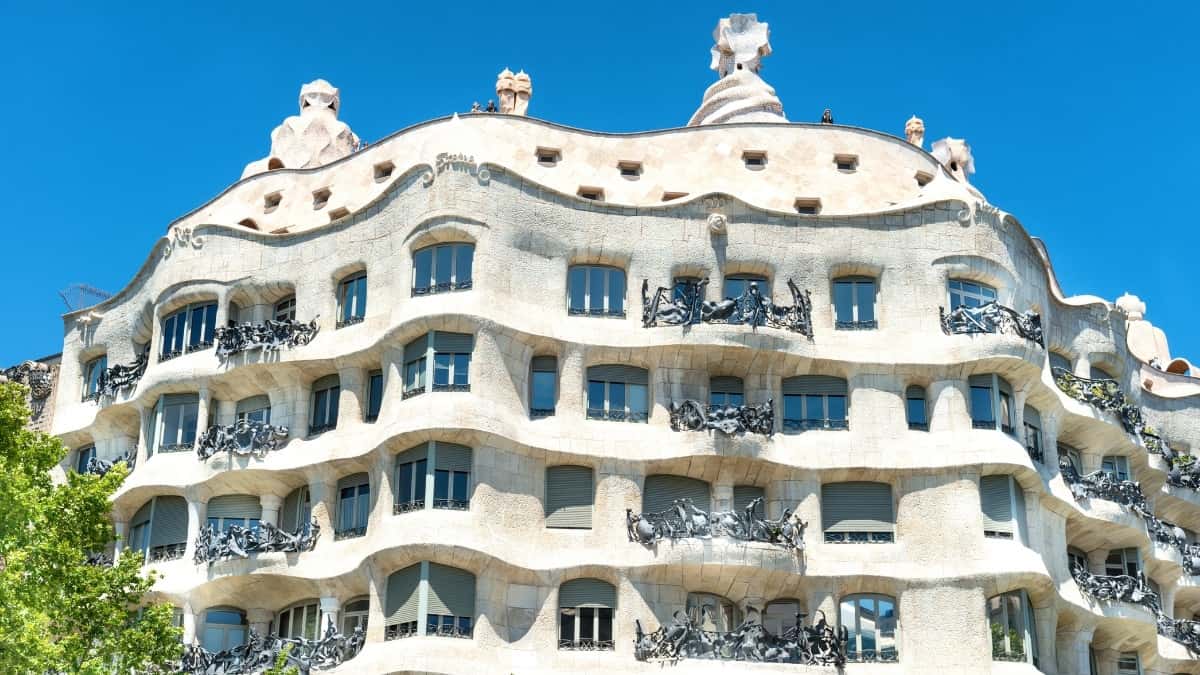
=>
[634,609,847,666]
[146,543,186,563]
[185,341,214,354]
[414,279,473,296]
[333,525,367,541]
[568,307,626,318]
[1157,615,1200,654]
[1059,458,1150,517]
[433,498,469,511]
[85,448,136,476]
[530,407,555,419]
[846,648,899,663]
[782,417,848,432]
[559,638,615,651]
[431,383,470,393]
[626,498,805,550]
[824,531,894,544]
[586,408,648,423]
[197,420,289,462]
[336,315,364,329]
[1072,564,1160,613]
[642,278,814,338]
[214,317,319,359]
[1052,367,1144,434]
[668,399,774,435]
[835,319,878,331]
[1144,514,1200,576]
[394,499,423,515]
[158,442,194,454]
[384,622,473,641]
[193,519,319,564]
[178,622,364,674]
[939,302,1044,346]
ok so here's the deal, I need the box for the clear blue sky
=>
[2,1,1196,365]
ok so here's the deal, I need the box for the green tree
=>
[263,644,300,675]
[0,382,182,673]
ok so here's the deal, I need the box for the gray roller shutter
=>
[997,376,1013,397]
[1023,405,1042,428]
[207,494,262,520]
[427,564,475,617]
[782,376,847,396]
[235,395,270,415]
[1049,353,1071,372]
[710,376,744,394]
[643,475,711,514]
[132,500,153,526]
[821,482,893,533]
[733,485,766,512]
[433,332,473,353]
[980,476,1014,535]
[281,487,302,532]
[1013,481,1028,545]
[404,334,429,362]
[161,393,199,407]
[435,443,472,472]
[531,356,557,372]
[587,365,648,385]
[395,444,429,465]
[905,385,926,399]
[559,578,616,608]
[968,374,993,388]
[149,496,188,547]
[545,465,593,529]
[338,472,369,492]
[312,374,340,392]
[384,564,421,626]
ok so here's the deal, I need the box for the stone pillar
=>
[1087,549,1108,575]
[320,596,340,635]
[712,483,733,513]
[366,561,387,643]
[649,362,673,428]
[804,586,836,625]
[296,382,313,438]
[214,399,237,429]
[929,379,969,434]
[1013,389,1028,443]
[259,494,283,527]
[371,450,395,529]
[899,583,990,670]
[182,603,198,644]
[336,364,366,428]
[1056,625,1095,675]
[246,607,273,638]
[136,404,152,465]
[183,493,208,563]
[307,469,339,542]
[113,520,128,563]
[558,344,585,420]
[213,289,232,330]
[1073,354,1090,378]
[1043,412,1062,470]
[1033,601,1059,674]
[194,386,211,453]
[382,345,405,413]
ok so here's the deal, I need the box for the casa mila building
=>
[40,13,1200,675]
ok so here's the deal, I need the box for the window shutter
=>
[821,482,893,533]
[281,488,302,532]
[643,475,711,514]
[384,564,421,626]
[312,374,340,392]
[338,472,369,492]
[1013,481,1028,545]
[1023,405,1041,428]
[968,374,993,388]
[710,376,744,394]
[435,443,472,472]
[545,465,593,528]
[980,476,1014,535]
[587,365,648,385]
[149,496,188,546]
[433,332,474,353]
[132,500,153,526]
[404,334,429,362]
[427,564,475,617]
[161,393,199,407]
[997,376,1013,397]
[206,494,263,520]
[1049,353,1071,372]
[531,355,557,372]
[732,485,765,512]
[559,578,616,608]
[395,444,429,466]
[235,395,271,416]
[782,376,847,396]
[905,385,925,399]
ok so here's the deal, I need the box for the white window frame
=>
[274,296,296,322]
[160,301,217,359]
[431,350,471,392]
[1102,455,1131,482]
[412,242,474,295]
[948,278,997,310]
[1116,651,1142,675]
[832,276,878,329]
[840,593,899,662]
[567,265,626,317]
[586,379,649,423]
[987,589,1037,665]
[337,273,367,326]
[276,601,321,641]
[337,479,370,537]
[342,598,369,636]
[310,381,339,433]
[558,604,614,650]
[1105,547,1141,577]
[155,396,199,453]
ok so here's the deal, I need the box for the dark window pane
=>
[587,381,606,413]
[568,267,586,312]
[827,395,847,422]
[783,395,802,421]
[608,270,624,314]
[906,397,926,425]
[580,607,595,640]
[434,469,449,500]
[453,354,470,385]
[456,244,473,284]
[354,277,367,318]
[434,354,451,386]
[598,608,613,642]
[453,471,468,501]
[414,249,432,289]
[628,384,647,417]
[532,371,556,411]
[834,282,854,323]
[414,460,427,501]
[970,386,994,424]
[856,282,875,322]
[435,246,453,287]
[398,463,414,501]
[368,373,383,418]
[804,395,824,421]
[560,610,574,643]
[609,383,626,413]
[588,267,605,312]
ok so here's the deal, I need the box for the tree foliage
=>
[0,382,182,673]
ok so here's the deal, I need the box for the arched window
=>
[782,376,848,432]
[709,376,744,407]
[235,395,270,424]
[686,593,740,633]
[152,393,199,454]
[840,594,898,662]
[335,473,370,539]
[276,600,320,641]
[987,590,1038,665]
[128,495,188,564]
[160,301,217,360]
[202,607,247,653]
[402,332,474,398]
[82,355,106,401]
[948,279,996,310]
[394,442,473,514]
[558,578,616,650]
[833,276,877,329]
[383,562,476,640]
[206,494,261,533]
[336,272,367,328]
[310,375,340,435]
[280,485,311,534]
[586,365,648,423]
[643,475,711,514]
[968,374,1014,436]
[413,243,474,295]
[530,356,558,418]
[545,465,594,529]
[342,597,369,636]
[905,385,927,431]
[980,475,1027,543]
[822,482,894,543]
[567,265,626,317]
[763,598,800,635]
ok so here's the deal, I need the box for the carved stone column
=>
[259,494,283,528]
[194,386,211,453]
[182,603,198,644]
[558,343,585,419]
[246,607,273,638]
[370,449,394,530]
[1087,549,1108,576]
[319,596,340,635]
[366,560,387,643]
[929,379,969,434]
[336,365,366,428]
[1056,624,1095,675]
[183,492,208,563]
[382,346,405,414]
[136,403,152,466]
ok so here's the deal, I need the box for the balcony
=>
[85,448,136,476]
[782,417,848,433]
[431,383,470,393]
[1059,459,1150,516]
[178,624,363,674]
[586,409,648,423]
[1144,514,1200,575]
[213,317,319,359]
[384,621,474,641]
[625,498,805,549]
[559,638,615,651]
[641,277,814,338]
[334,525,367,541]
[939,302,1044,346]
[192,519,319,564]
[158,442,194,454]
[185,341,214,354]
[835,319,878,331]
[668,399,774,435]
[336,315,364,329]
[1052,367,1143,434]
[146,543,185,563]
[568,307,625,319]
[634,609,846,666]
[413,279,472,296]
[1071,564,1160,613]
[197,420,289,462]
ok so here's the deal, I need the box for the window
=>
[264,192,282,212]
[280,486,311,534]
[742,150,767,169]
[782,376,848,432]
[1105,547,1140,577]
[412,243,474,295]
[312,187,331,209]
[393,443,472,513]
[153,393,199,453]
[968,374,1014,435]
[1117,652,1141,675]
[915,171,933,187]
[840,594,898,662]
[160,301,217,360]
[709,376,744,407]
[586,365,648,423]
[83,355,107,401]
[687,593,740,632]
[1023,405,1043,462]
[1049,352,1072,374]
[545,465,593,529]
[277,601,320,641]
[373,160,394,182]
[833,276,877,329]
[1068,547,1088,576]
[384,562,476,640]
[310,375,340,434]
[127,495,188,564]
[365,370,383,422]
[568,265,625,317]
[402,333,474,398]
[202,608,247,654]
[643,475,711,514]
[403,335,427,398]
[336,473,370,539]
[559,579,615,650]
[206,494,262,534]
[536,147,561,166]
[987,590,1038,665]
[763,599,800,636]
[980,475,1027,543]
[905,385,928,431]
[235,395,270,424]
[617,160,642,178]
[530,356,557,418]
[794,198,822,215]
[75,445,96,473]
[834,154,859,172]
[274,296,296,322]
[342,598,369,636]
[822,482,894,543]
[948,279,997,310]
[576,186,604,201]
[1102,455,1131,482]
[337,272,367,328]
[723,274,768,301]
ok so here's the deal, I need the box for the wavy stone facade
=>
[46,16,1200,675]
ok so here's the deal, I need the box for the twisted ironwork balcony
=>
[782,417,848,432]
[587,408,648,423]
[634,609,847,666]
[939,302,1044,346]
[1144,514,1200,575]
[1059,457,1150,516]
[568,306,626,318]
[333,525,367,541]
[1052,367,1144,434]
[146,543,186,563]
[1157,615,1200,655]
[393,499,423,515]
[336,315,365,329]
[824,531,894,544]
[1072,564,1160,613]
[433,498,469,511]
[179,622,364,674]
[384,622,473,641]
[193,519,319,564]
[835,319,878,331]
[431,382,470,393]
[214,317,319,359]
[559,637,615,651]
[197,419,289,462]
[157,442,194,454]
[668,399,774,435]
[642,278,814,338]
[185,341,214,354]
[413,279,473,296]
[626,498,806,550]
[85,448,136,476]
